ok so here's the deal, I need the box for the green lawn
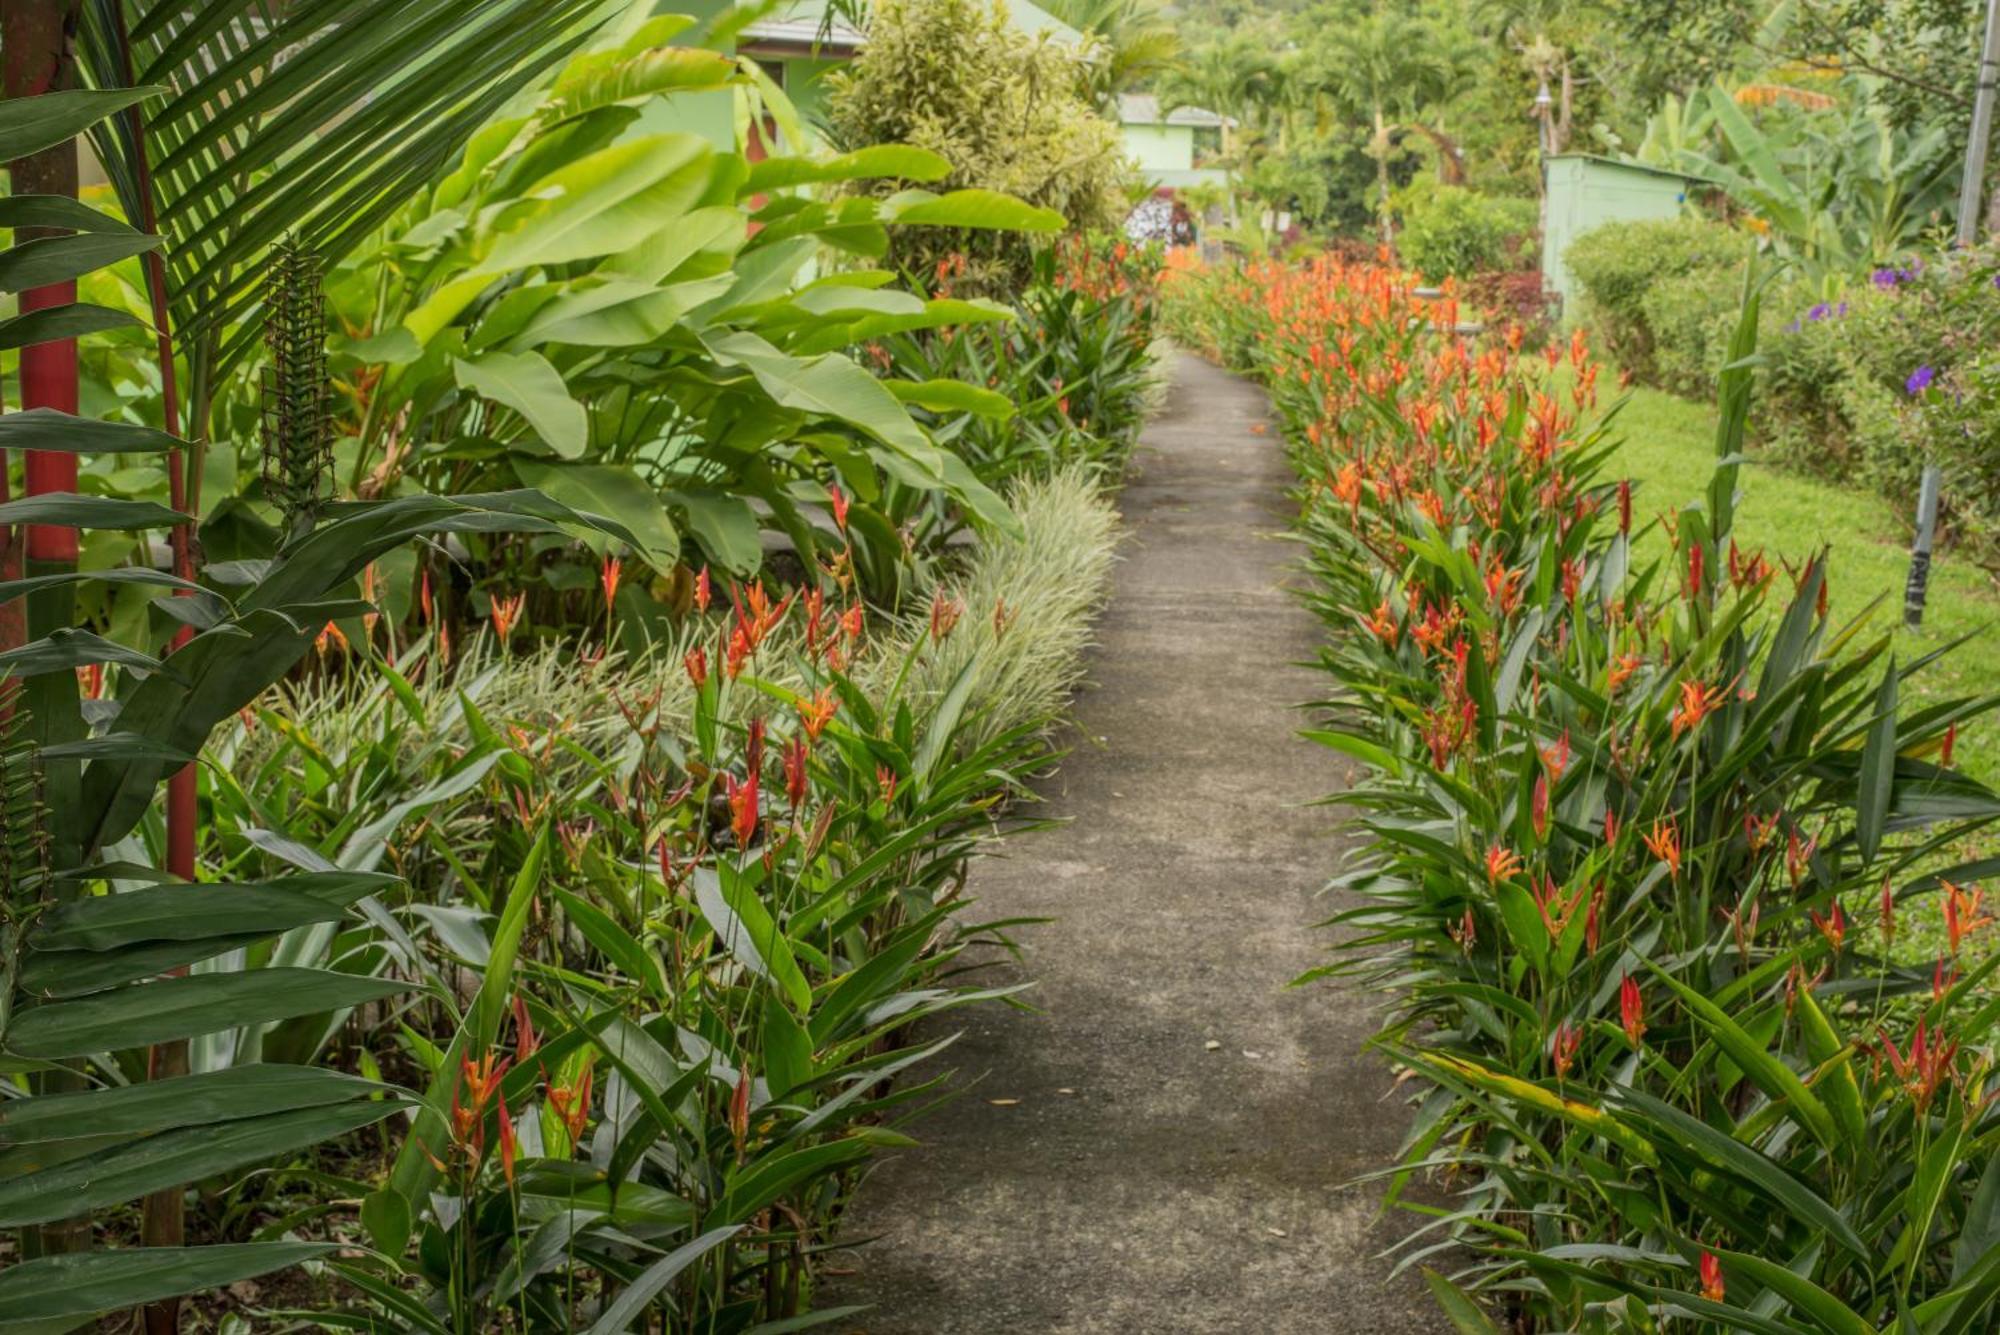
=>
[1608,384,2000,966]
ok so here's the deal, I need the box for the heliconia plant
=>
[1166,254,2000,1332]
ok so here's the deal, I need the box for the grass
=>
[1609,382,2000,966]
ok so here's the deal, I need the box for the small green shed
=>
[1540,154,1701,319]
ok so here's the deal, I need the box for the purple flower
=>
[1807,302,1831,321]
[1907,365,1936,395]
[1836,301,1848,318]
[1874,268,1901,289]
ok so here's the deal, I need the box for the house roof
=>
[739,0,1079,56]
[1118,93,1228,128]
[1545,153,1705,184]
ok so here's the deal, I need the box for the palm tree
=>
[1039,0,1181,101]
[1314,9,1444,240]
[1156,34,1280,164]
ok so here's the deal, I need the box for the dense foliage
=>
[1168,254,2000,1333]
[824,0,1132,294]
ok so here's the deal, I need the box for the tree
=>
[1312,7,1446,239]
[1039,0,1182,100]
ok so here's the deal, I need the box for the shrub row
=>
[1167,254,2000,1333]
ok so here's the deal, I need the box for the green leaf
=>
[4,969,411,1059]
[0,408,184,454]
[0,1063,389,1144]
[1707,1245,1873,1335]
[885,188,1066,231]
[0,303,142,352]
[0,87,161,164]
[478,133,715,274]
[702,331,931,459]
[0,232,162,294]
[454,352,587,458]
[0,628,173,682]
[1856,657,1897,862]
[0,1097,405,1226]
[665,487,761,574]
[583,1227,741,1335]
[0,494,184,530]
[884,378,1016,419]
[0,1243,330,1321]
[0,195,136,233]
[513,459,678,566]
[1649,967,1839,1148]
[693,863,812,1014]
[742,144,951,195]
[30,871,396,951]
[1423,1269,1503,1333]
[712,1139,870,1225]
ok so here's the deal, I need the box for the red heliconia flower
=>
[724,771,759,847]
[876,764,900,803]
[1620,974,1646,1046]
[1540,731,1571,780]
[1942,721,1959,768]
[745,715,765,776]
[1743,810,1777,855]
[496,1087,518,1186]
[783,735,810,809]
[1448,905,1476,952]
[1362,599,1398,646]
[1700,1252,1725,1303]
[601,555,622,606]
[1584,883,1602,954]
[1786,828,1817,885]
[1549,1020,1581,1081]
[694,565,713,613]
[840,603,864,643]
[511,995,539,1066]
[1809,899,1847,954]
[1934,955,1958,1002]
[1603,807,1618,844]
[1531,772,1551,840]
[657,838,676,889]
[1485,844,1524,884]
[1686,541,1705,596]
[683,646,708,688]
[1879,1019,1959,1113]
[829,483,850,532]
[725,624,753,679]
[1671,678,1726,739]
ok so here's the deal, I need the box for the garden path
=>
[823,354,1443,1333]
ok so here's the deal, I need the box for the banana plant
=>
[320,14,1059,604]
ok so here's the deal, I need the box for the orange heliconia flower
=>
[1485,844,1523,884]
[489,591,526,643]
[1671,678,1726,739]
[1641,819,1681,877]
[1700,1253,1725,1303]
[1619,975,1646,1046]
[1943,881,1993,955]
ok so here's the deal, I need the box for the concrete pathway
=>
[823,353,1443,1333]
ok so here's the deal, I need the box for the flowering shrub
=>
[1167,254,2000,1331]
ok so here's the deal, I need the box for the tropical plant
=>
[1165,252,2000,1333]
[824,0,1133,296]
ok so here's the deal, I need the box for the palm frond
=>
[79,0,619,379]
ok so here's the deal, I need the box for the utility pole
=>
[1907,0,2000,627]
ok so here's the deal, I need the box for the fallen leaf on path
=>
[988,1098,1020,1106]
[1203,1039,1222,1051]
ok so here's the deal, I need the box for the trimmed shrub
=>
[1565,215,1750,382]
[1393,181,1537,281]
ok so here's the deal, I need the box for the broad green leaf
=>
[454,352,587,457]
[0,232,162,293]
[0,628,173,681]
[0,1097,404,1226]
[0,303,141,351]
[693,863,812,1014]
[702,331,931,459]
[30,871,395,951]
[1419,1051,1658,1166]
[742,144,951,195]
[0,195,136,233]
[479,133,715,274]
[0,494,184,530]
[1707,1246,1873,1335]
[885,188,1065,231]
[0,1063,389,1144]
[0,408,181,455]
[514,459,678,565]
[665,487,761,574]
[884,378,1016,418]
[0,1243,331,1321]
[4,969,410,1059]
[0,87,161,164]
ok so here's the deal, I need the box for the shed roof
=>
[1118,93,1229,128]
[1546,153,1706,184]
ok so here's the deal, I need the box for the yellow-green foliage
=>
[825,0,1131,292]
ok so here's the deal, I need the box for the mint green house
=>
[1116,94,1228,191]
[1541,154,1699,318]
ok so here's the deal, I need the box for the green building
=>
[1116,94,1228,191]
[1540,154,1701,318]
